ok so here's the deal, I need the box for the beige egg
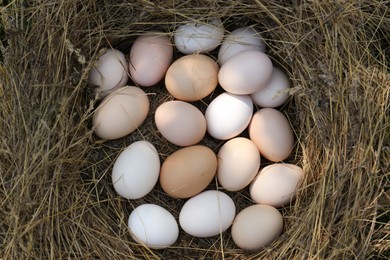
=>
[251,67,290,108]
[93,86,149,140]
[155,101,206,146]
[129,32,173,87]
[249,108,294,162]
[88,49,128,97]
[217,137,260,191]
[250,163,304,207]
[160,145,217,198]
[165,54,219,101]
[231,204,283,250]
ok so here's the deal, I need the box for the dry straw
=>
[1,0,389,259]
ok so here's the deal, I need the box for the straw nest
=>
[1,1,389,259]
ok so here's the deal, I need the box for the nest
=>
[1,1,389,259]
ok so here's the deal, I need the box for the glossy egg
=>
[93,86,149,140]
[218,50,273,95]
[155,101,206,146]
[250,163,304,207]
[249,108,294,162]
[112,141,160,199]
[165,54,218,101]
[179,190,236,237]
[128,204,179,249]
[231,204,283,250]
[205,92,253,140]
[160,145,217,198]
[129,32,173,87]
[217,137,260,191]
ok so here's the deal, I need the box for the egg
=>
[179,190,236,237]
[218,27,266,66]
[231,204,283,250]
[93,86,149,140]
[205,92,253,140]
[174,18,224,54]
[160,145,217,198]
[128,204,179,249]
[155,101,206,146]
[165,54,219,101]
[129,31,173,87]
[218,50,273,95]
[111,141,160,199]
[217,137,260,191]
[250,163,304,207]
[88,49,128,96]
[251,67,291,108]
[249,108,294,162]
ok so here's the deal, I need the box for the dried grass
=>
[1,0,389,259]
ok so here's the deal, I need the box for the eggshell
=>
[249,108,294,162]
[165,54,218,101]
[112,141,160,199]
[205,92,253,140]
[160,145,217,198]
[93,86,149,140]
[218,50,273,95]
[174,18,224,54]
[217,137,260,191]
[155,101,206,146]
[218,27,266,66]
[231,204,283,250]
[179,190,236,237]
[250,163,304,207]
[251,67,290,108]
[88,49,128,96]
[128,204,179,249]
[129,32,173,87]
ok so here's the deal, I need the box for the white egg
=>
[218,27,266,66]
[128,204,179,249]
[88,49,128,97]
[179,190,236,237]
[205,92,253,140]
[251,67,291,108]
[218,50,273,95]
[174,18,224,54]
[112,141,160,199]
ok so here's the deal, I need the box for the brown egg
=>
[160,145,217,198]
[155,101,206,146]
[249,108,294,162]
[92,86,149,140]
[165,54,219,101]
[231,204,283,250]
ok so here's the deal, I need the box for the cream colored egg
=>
[218,50,273,95]
[129,32,173,87]
[231,204,283,250]
[160,145,217,199]
[155,101,206,146]
[250,163,304,207]
[165,54,218,101]
[88,49,128,97]
[218,27,266,66]
[251,67,290,108]
[217,137,260,191]
[249,108,294,162]
[93,86,149,140]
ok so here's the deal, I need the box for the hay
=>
[1,0,389,259]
